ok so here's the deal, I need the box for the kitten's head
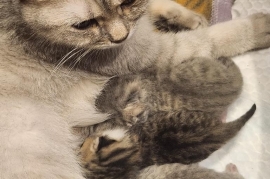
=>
[18,0,147,49]
[80,128,140,178]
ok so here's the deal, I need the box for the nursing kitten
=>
[1,0,270,178]
[80,106,255,179]
[96,57,243,121]
[78,56,255,178]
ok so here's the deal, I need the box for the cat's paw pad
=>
[250,13,270,49]
[225,163,239,174]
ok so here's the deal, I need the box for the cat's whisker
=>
[54,48,79,70]
[51,48,81,74]
[68,49,92,73]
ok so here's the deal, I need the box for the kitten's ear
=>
[97,136,116,152]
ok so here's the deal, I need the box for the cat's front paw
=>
[156,10,208,32]
[149,0,208,32]
[250,13,270,49]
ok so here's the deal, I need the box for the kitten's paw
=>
[250,13,270,49]
[149,0,208,32]
[81,137,99,153]
[225,163,239,174]
[80,137,99,164]
[123,102,148,125]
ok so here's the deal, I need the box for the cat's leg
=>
[148,0,208,32]
[157,13,270,64]
[62,78,110,127]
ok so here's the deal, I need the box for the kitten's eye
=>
[72,19,98,30]
[121,0,136,7]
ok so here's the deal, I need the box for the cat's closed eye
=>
[72,19,99,30]
[121,0,136,7]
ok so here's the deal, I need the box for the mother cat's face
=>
[20,0,147,49]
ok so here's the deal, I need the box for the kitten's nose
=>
[107,19,129,44]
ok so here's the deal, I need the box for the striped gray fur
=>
[79,57,256,179]
[80,106,255,179]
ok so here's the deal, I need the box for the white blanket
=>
[200,1,270,179]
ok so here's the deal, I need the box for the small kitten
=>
[80,107,255,179]
[78,57,256,178]
[96,57,243,122]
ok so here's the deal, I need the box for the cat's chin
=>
[94,43,124,50]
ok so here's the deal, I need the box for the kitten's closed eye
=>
[72,19,98,30]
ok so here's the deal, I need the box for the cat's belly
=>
[0,96,85,178]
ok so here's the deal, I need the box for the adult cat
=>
[0,0,270,178]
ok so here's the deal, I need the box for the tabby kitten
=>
[78,57,256,178]
[96,57,243,120]
[80,106,255,179]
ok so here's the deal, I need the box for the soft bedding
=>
[200,0,270,179]
[175,0,234,24]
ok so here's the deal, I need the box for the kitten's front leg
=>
[170,13,270,61]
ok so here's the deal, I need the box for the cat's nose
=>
[110,33,129,44]
[106,19,129,44]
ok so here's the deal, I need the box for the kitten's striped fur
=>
[80,107,255,179]
[96,57,243,119]
[79,57,256,179]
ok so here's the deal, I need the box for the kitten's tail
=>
[132,104,256,167]
[219,104,256,140]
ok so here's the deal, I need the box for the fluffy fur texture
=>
[79,57,256,178]
[96,57,243,118]
[80,106,255,179]
[1,0,270,178]
[137,163,244,179]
